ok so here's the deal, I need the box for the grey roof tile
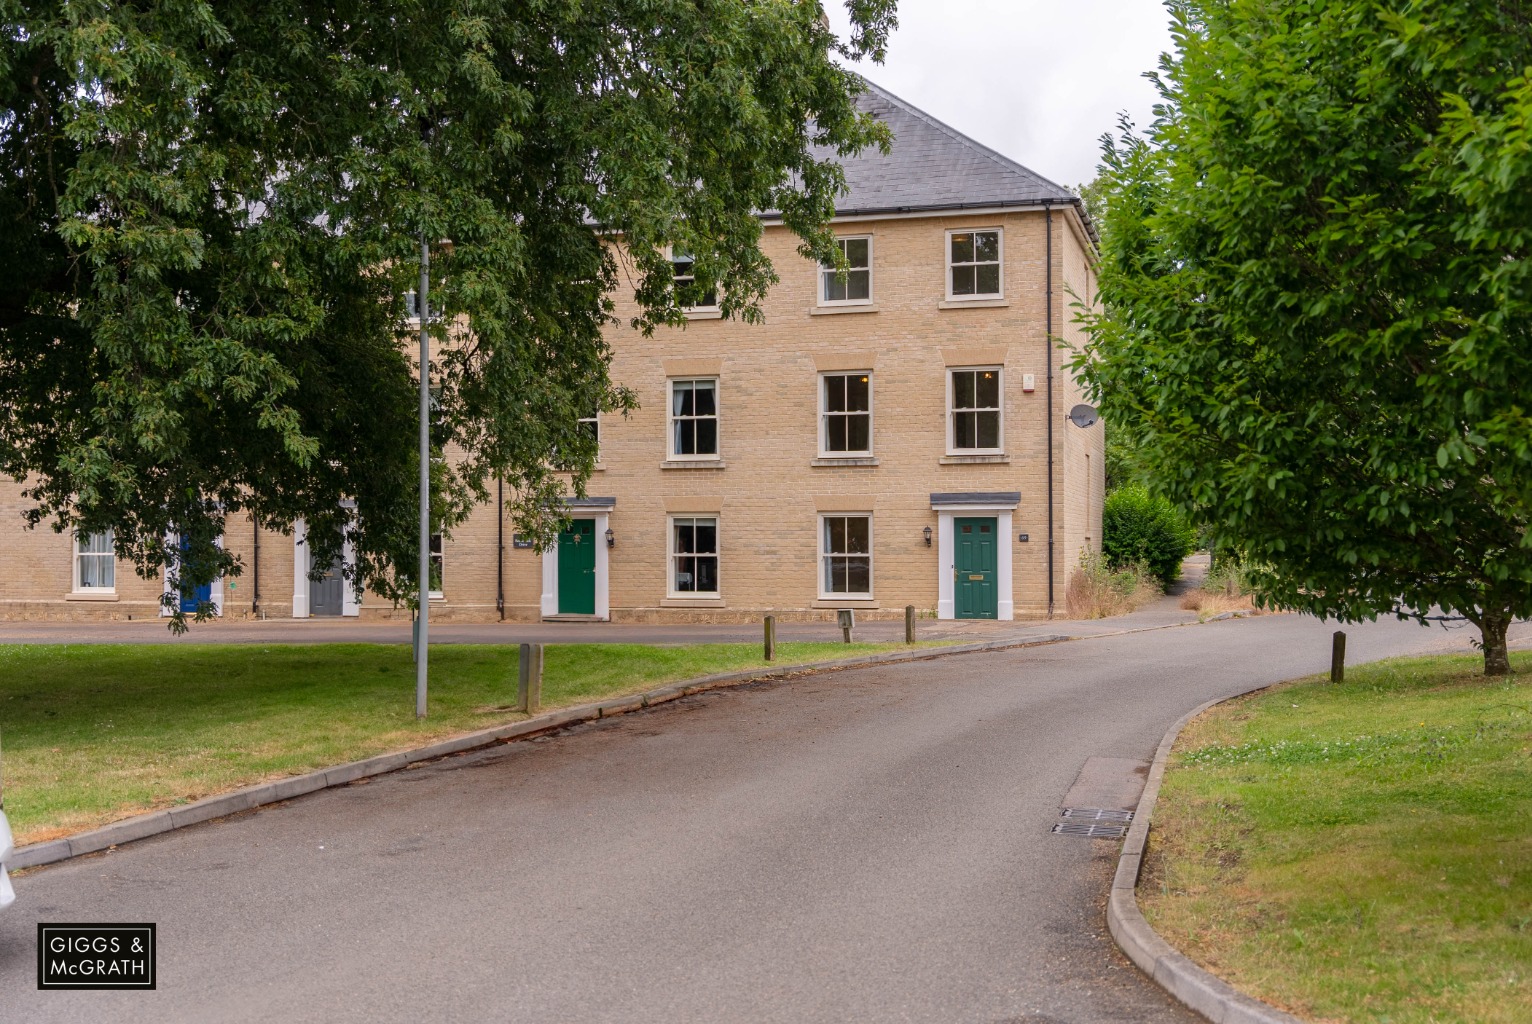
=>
[811,79,1081,216]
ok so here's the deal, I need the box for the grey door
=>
[309,551,345,616]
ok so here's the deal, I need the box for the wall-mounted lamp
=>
[923,526,933,548]
[605,528,616,549]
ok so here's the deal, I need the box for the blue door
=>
[179,537,213,613]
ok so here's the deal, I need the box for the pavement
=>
[0,586,1492,1024]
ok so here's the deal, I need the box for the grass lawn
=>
[0,639,943,846]
[1141,652,1532,1024]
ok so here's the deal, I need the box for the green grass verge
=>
[0,640,945,846]
[1141,652,1532,1023]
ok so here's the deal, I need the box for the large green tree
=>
[1,0,894,625]
[1080,0,1532,674]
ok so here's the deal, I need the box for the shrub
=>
[1102,486,1196,588]
[1065,553,1163,619]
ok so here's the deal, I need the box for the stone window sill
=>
[939,297,1009,310]
[661,460,726,470]
[682,308,723,321]
[940,454,1010,465]
[661,596,725,607]
[811,457,879,468]
[810,304,879,316]
[812,598,877,608]
[66,590,119,602]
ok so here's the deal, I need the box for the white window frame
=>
[667,515,720,598]
[667,377,721,461]
[818,514,873,600]
[947,366,1005,455]
[818,235,874,306]
[945,228,1004,300]
[668,248,720,312]
[429,532,444,599]
[818,371,874,458]
[578,412,600,457]
[73,529,116,593]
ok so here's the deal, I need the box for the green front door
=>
[954,517,999,620]
[557,520,597,614]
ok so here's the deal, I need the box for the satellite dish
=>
[1068,403,1099,429]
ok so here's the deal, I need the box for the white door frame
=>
[293,512,360,618]
[540,512,610,620]
[933,502,1016,621]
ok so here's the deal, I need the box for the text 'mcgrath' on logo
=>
[38,923,156,990]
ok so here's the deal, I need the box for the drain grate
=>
[1052,807,1133,838]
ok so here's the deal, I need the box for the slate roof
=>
[797,79,1092,238]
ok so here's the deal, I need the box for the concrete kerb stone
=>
[8,625,1120,874]
[1108,692,1305,1024]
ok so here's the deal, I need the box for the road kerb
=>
[10,631,1078,872]
[1108,693,1305,1024]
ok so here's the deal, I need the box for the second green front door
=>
[954,517,999,620]
[557,520,596,614]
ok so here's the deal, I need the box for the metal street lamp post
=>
[416,233,430,719]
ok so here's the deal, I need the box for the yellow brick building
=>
[0,82,1102,625]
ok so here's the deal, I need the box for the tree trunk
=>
[1480,610,1511,677]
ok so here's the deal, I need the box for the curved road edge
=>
[8,631,1067,874]
[1108,691,1305,1024]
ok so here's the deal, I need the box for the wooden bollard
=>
[764,615,776,662]
[905,605,916,645]
[1331,630,1346,684]
[518,642,545,713]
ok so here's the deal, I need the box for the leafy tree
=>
[1079,0,1532,674]
[1,0,895,627]
[1102,485,1195,589]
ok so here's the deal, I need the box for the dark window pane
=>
[673,383,692,416]
[847,374,869,411]
[824,272,846,302]
[976,263,1000,295]
[675,522,695,553]
[846,414,870,452]
[695,418,717,454]
[845,238,869,267]
[826,416,848,451]
[954,371,976,408]
[673,256,695,278]
[825,375,846,413]
[692,382,716,417]
[846,517,870,553]
[977,371,1000,407]
[955,411,977,449]
[696,556,718,593]
[975,231,999,262]
[696,522,717,554]
[699,288,717,307]
[829,517,847,551]
[674,420,693,454]
[952,266,975,296]
[846,557,871,594]
[950,233,974,263]
[847,270,870,301]
[978,410,1001,449]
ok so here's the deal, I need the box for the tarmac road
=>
[0,611,1484,1023]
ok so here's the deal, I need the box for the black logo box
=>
[38,923,157,991]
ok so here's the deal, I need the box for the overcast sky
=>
[826,0,1176,189]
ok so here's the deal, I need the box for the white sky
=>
[826,0,1176,189]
